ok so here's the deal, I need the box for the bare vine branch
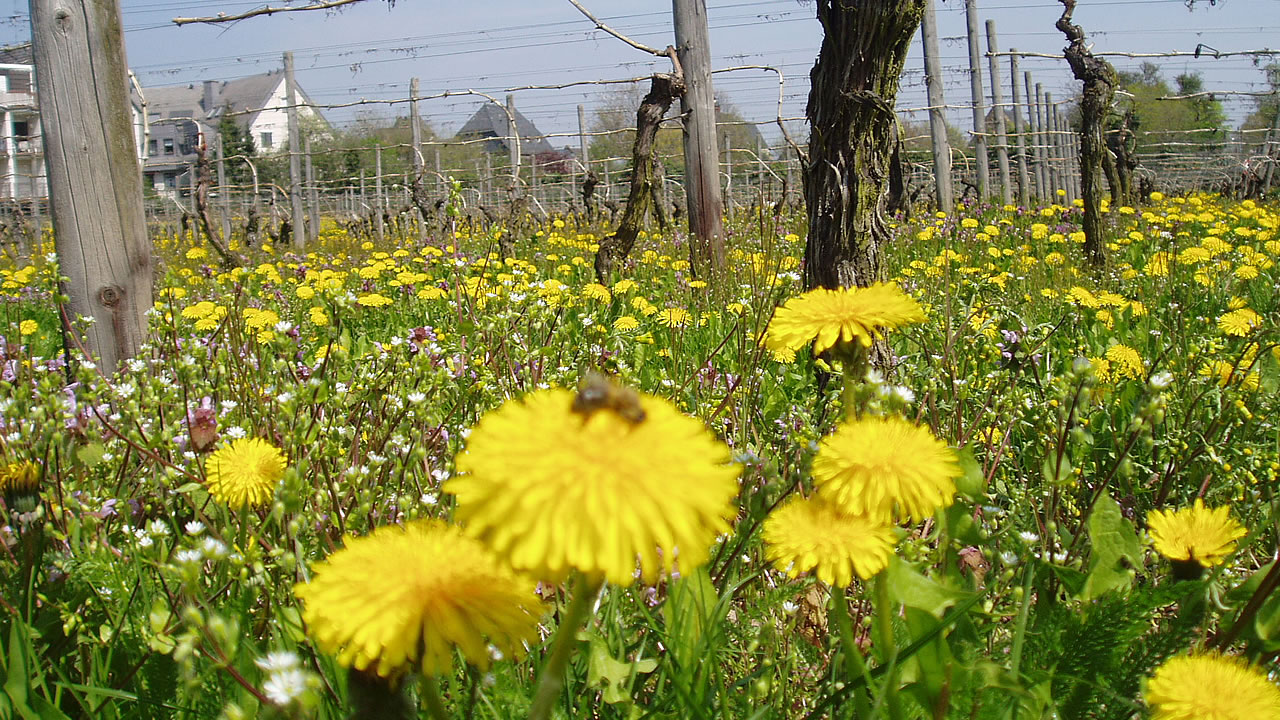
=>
[565,0,667,56]
[173,0,376,26]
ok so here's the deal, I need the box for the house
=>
[140,70,327,194]
[455,102,554,157]
[0,43,44,203]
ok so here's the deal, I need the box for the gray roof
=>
[0,43,32,66]
[144,71,324,130]
[455,102,554,156]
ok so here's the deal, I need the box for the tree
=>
[1241,63,1280,153]
[217,106,257,188]
[803,1,925,295]
[1116,63,1228,154]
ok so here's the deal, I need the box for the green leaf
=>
[75,443,106,468]
[172,483,204,495]
[901,607,955,717]
[886,556,971,618]
[585,636,656,705]
[1082,493,1142,600]
[954,446,986,499]
[5,622,29,709]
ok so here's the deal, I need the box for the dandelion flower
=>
[0,461,40,498]
[1218,308,1262,337]
[581,283,612,303]
[812,416,959,522]
[1105,344,1145,381]
[205,438,286,509]
[613,315,639,332]
[449,387,740,585]
[295,520,541,677]
[18,319,37,336]
[763,496,895,585]
[657,307,692,328]
[764,283,925,355]
[1145,653,1280,720]
[1147,499,1245,570]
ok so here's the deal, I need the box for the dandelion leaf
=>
[886,556,970,618]
[1082,493,1142,600]
[585,635,656,705]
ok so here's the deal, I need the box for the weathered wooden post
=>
[374,144,385,243]
[985,20,1012,204]
[1028,72,1046,199]
[32,0,152,373]
[921,0,953,212]
[673,0,725,271]
[216,134,231,241]
[283,51,306,249]
[1009,49,1031,205]
[964,0,990,198]
[304,137,319,243]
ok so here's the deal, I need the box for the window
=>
[147,139,157,157]
[12,121,28,139]
[259,132,273,149]
[162,138,174,155]
[165,174,176,189]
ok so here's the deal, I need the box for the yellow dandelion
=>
[613,315,639,332]
[657,307,692,328]
[295,520,541,677]
[1145,653,1280,720]
[1105,344,1145,381]
[449,387,740,585]
[356,293,392,308]
[763,496,895,585]
[581,283,612,303]
[0,461,40,497]
[1218,308,1262,337]
[205,438,287,509]
[812,416,959,523]
[764,283,925,355]
[18,319,37,336]
[1147,499,1245,569]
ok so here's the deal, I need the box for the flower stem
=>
[839,341,869,421]
[873,573,905,720]
[422,675,450,720]
[527,573,604,720]
[831,586,873,717]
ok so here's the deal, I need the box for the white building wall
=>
[247,79,323,153]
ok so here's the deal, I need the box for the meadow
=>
[1,190,1278,719]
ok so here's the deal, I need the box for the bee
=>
[571,372,647,425]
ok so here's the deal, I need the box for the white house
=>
[0,43,44,203]
[139,70,327,194]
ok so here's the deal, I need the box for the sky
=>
[2,0,1278,148]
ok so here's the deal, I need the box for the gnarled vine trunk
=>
[594,73,685,280]
[1057,0,1117,267]
[802,1,926,291]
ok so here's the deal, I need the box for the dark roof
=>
[144,71,324,130]
[455,102,554,156]
[0,43,32,65]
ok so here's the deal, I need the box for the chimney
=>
[202,80,216,117]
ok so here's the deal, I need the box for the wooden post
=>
[1009,49,1031,206]
[1042,91,1056,198]
[722,131,733,218]
[283,51,305,249]
[1035,82,1051,199]
[506,93,519,185]
[32,0,152,372]
[673,0,725,270]
[305,137,319,242]
[577,103,589,176]
[920,0,953,213]
[374,144,384,243]
[964,0,990,198]
[410,78,425,238]
[434,146,442,195]
[985,20,1012,204]
[216,133,231,242]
